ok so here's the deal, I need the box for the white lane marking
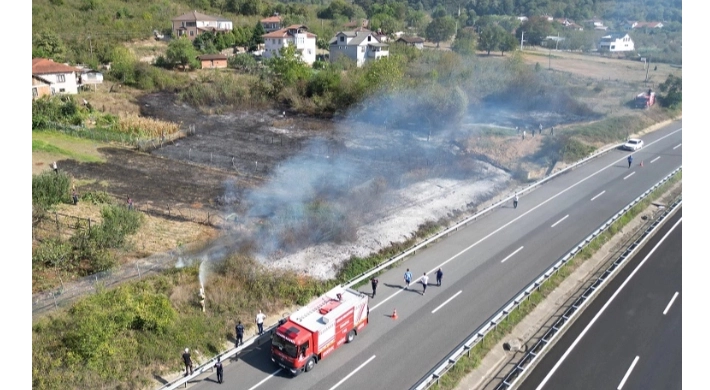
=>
[432,291,463,314]
[371,128,683,312]
[590,190,606,201]
[247,368,282,390]
[623,172,635,180]
[535,217,681,390]
[650,156,661,163]
[673,143,681,150]
[501,246,524,263]
[328,355,376,390]
[663,292,679,315]
[550,215,569,228]
[617,356,640,390]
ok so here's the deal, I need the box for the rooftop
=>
[172,10,231,22]
[32,58,80,75]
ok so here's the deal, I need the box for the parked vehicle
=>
[271,286,369,376]
[635,89,656,108]
[622,138,644,151]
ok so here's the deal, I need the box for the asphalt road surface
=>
[518,208,681,390]
[188,121,682,390]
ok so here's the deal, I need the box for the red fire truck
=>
[271,286,369,376]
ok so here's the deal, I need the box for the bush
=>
[32,171,71,207]
[87,204,143,249]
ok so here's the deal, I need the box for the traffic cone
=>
[392,309,398,320]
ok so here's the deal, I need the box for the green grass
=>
[32,131,106,163]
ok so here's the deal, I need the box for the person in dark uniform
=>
[627,155,633,168]
[214,357,224,384]
[235,321,244,347]
[182,348,193,376]
[436,268,443,286]
[370,277,379,298]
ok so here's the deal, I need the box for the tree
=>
[108,46,136,84]
[166,37,199,70]
[250,21,266,52]
[658,74,681,109]
[498,31,518,55]
[517,17,552,46]
[425,16,456,48]
[266,45,310,87]
[33,31,66,61]
[478,25,501,55]
[240,0,261,16]
[451,28,478,55]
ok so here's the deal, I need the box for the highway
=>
[188,121,682,390]
[518,209,682,390]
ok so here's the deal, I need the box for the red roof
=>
[261,16,282,23]
[262,25,317,39]
[32,58,79,75]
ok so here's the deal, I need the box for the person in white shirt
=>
[420,273,429,295]
[256,310,266,335]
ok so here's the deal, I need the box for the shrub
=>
[32,171,71,207]
[87,204,143,249]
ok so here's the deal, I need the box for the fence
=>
[410,167,682,390]
[32,210,94,241]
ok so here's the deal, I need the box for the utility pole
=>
[645,56,650,82]
[520,31,525,51]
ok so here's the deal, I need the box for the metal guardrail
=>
[154,142,627,390]
[411,166,682,390]
[494,194,682,390]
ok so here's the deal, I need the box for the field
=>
[31,49,681,296]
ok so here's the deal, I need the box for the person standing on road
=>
[370,277,379,298]
[420,273,429,295]
[514,193,519,209]
[182,348,193,377]
[214,356,224,384]
[235,320,244,347]
[627,155,633,168]
[436,268,443,286]
[256,310,266,335]
[404,269,412,289]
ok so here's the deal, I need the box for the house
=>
[516,16,528,22]
[396,36,425,50]
[261,15,283,33]
[197,54,228,69]
[262,25,318,65]
[626,21,639,30]
[634,21,664,29]
[599,33,635,52]
[78,68,104,91]
[172,10,233,40]
[555,19,583,31]
[32,58,80,95]
[32,75,52,100]
[329,29,389,67]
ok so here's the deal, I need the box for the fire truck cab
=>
[271,286,369,376]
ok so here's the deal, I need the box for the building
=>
[261,15,283,33]
[599,33,635,52]
[396,36,425,50]
[262,25,318,65]
[32,58,80,95]
[329,29,389,67]
[634,21,664,29]
[197,54,228,69]
[172,10,233,40]
[32,75,52,100]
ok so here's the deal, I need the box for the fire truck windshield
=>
[272,334,299,358]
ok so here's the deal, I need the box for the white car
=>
[622,138,644,151]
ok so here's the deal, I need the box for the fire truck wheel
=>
[305,357,316,372]
[346,330,355,343]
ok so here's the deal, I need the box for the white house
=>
[262,25,318,65]
[32,58,80,95]
[329,29,389,67]
[599,33,635,52]
[171,11,233,40]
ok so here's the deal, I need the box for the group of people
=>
[370,268,444,298]
[517,124,554,140]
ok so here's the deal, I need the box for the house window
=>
[59,88,66,93]
[190,31,194,36]
[367,36,371,42]
[340,36,344,42]
[32,87,38,98]
[57,74,66,83]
